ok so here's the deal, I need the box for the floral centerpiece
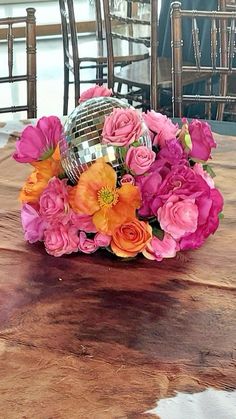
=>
[13,85,224,260]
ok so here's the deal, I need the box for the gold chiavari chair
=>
[171,1,236,120]
[0,8,37,118]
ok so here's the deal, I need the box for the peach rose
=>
[111,219,152,258]
[20,155,62,204]
[20,170,50,204]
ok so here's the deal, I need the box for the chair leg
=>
[63,65,69,116]
[96,63,104,84]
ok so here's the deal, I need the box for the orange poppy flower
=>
[70,158,141,235]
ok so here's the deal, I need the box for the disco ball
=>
[59,96,152,184]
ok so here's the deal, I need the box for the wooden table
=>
[0,120,235,418]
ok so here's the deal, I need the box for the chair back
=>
[0,8,36,118]
[102,0,158,110]
[171,1,236,119]
[59,0,80,112]
[59,0,105,114]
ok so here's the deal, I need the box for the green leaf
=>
[116,146,127,160]
[131,141,140,148]
[202,164,216,178]
[152,226,164,240]
[218,212,224,220]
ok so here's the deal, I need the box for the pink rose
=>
[13,116,63,163]
[125,145,156,175]
[143,233,179,261]
[78,231,98,254]
[71,213,97,233]
[157,195,199,239]
[79,85,112,103]
[120,174,135,185]
[142,111,178,148]
[193,163,215,189]
[21,204,47,243]
[188,119,216,161]
[94,232,111,247]
[39,177,70,223]
[44,223,80,257]
[102,108,143,147]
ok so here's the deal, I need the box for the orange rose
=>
[20,154,63,204]
[111,219,152,258]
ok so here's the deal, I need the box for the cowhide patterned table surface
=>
[0,120,235,419]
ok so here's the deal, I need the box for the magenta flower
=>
[142,110,178,148]
[143,233,179,261]
[13,116,63,163]
[79,85,112,103]
[125,145,156,175]
[102,108,143,147]
[158,138,187,166]
[21,203,47,243]
[180,188,224,250]
[188,119,216,161]
[44,223,80,257]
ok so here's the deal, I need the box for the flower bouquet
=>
[13,86,224,260]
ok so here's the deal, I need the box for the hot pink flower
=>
[21,203,47,243]
[142,111,178,148]
[94,232,111,247]
[78,231,99,254]
[39,177,71,223]
[44,223,80,257]
[188,119,216,161]
[79,85,112,103]
[120,174,135,185]
[180,188,224,250]
[143,233,179,261]
[102,108,143,147]
[125,145,155,175]
[13,116,63,163]
[157,195,199,239]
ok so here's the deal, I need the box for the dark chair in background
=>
[0,8,37,118]
[102,0,158,110]
[218,0,236,120]
[171,2,236,120]
[59,0,149,115]
[59,0,107,115]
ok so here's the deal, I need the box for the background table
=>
[0,119,235,418]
